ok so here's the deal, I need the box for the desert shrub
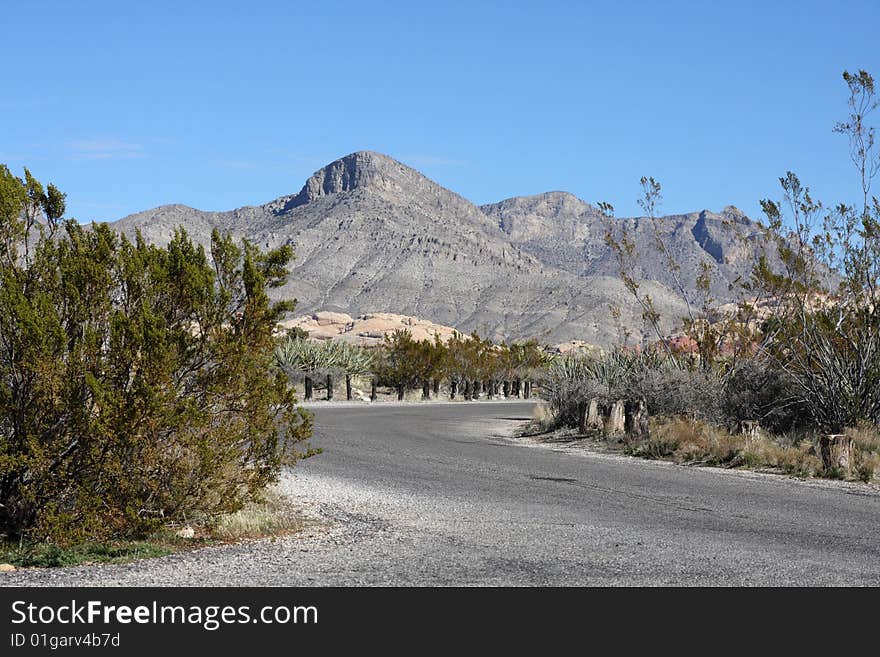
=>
[373,329,433,398]
[721,359,811,434]
[0,169,314,543]
[623,364,724,424]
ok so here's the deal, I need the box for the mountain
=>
[110,151,706,345]
[481,191,766,304]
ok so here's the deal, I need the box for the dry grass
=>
[626,416,824,478]
[847,423,880,482]
[517,402,556,437]
[740,439,824,478]
[211,488,304,541]
[531,402,554,427]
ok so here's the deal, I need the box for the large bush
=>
[0,167,313,543]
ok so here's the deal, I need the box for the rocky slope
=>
[482,191,766,304]
[114,152,773,345]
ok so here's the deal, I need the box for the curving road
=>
[4,401,880,586]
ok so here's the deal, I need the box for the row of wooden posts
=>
[578,398,650,440]
[302,375,533,402]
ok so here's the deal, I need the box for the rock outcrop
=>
[279,311,459,346]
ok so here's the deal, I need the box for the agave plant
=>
[275,337,344,400]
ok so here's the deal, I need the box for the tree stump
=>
[625,398,650,440]
[580,398,603,433]
[820,433,853,476]
[604,400,626,436]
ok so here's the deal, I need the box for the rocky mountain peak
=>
[300,151,398,199]
[271,150,476,217]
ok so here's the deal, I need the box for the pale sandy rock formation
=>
[278,311,459,346]
[552,340,604,357]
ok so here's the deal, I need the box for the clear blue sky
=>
[2,0,878,223]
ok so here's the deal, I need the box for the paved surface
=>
[4,401,880,586]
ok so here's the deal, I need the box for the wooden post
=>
[625,398,649,440]
[326,374,333,401]
[397,384,405,401]
[346,374,353,401]
[450,379,458,400]
[820,433,854,477]
[463,380,471,399]
[370,378,377,402]
[304,375,313,401]
[422,380,431,400]
[433,379,440,396]
[503,380,510,398]
[523,380,531,399]
[604,400,625,436]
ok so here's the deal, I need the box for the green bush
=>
[0,167,314,544]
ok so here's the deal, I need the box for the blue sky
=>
[3,1,879,222]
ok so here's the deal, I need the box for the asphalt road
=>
[4,401,880,585]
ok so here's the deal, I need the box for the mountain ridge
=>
[109,150,759,346]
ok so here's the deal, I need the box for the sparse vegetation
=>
[0,487,309,567]
[0,540,173,569]
[536,69,880,485]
